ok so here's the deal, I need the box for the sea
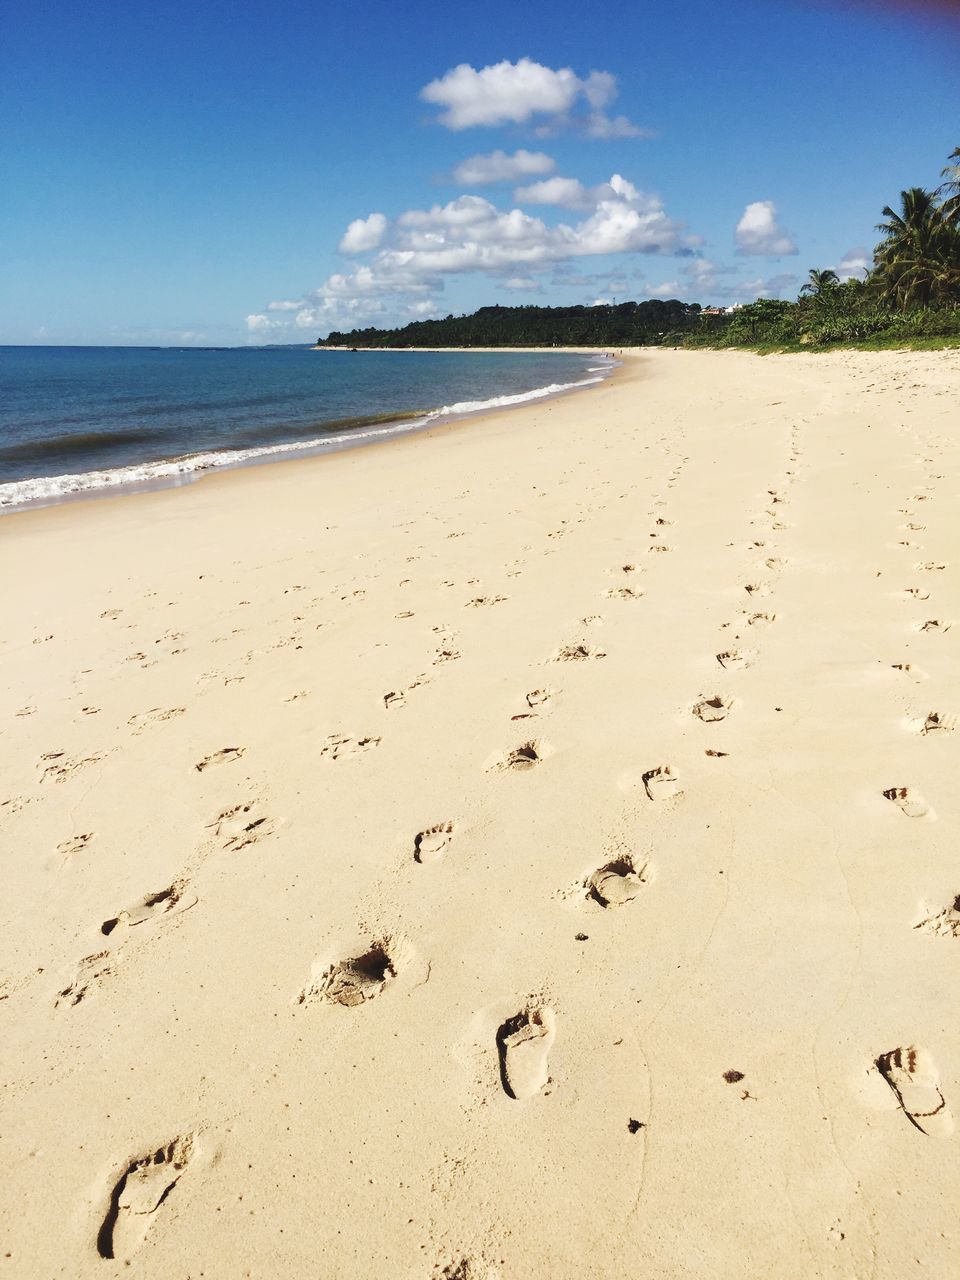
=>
[0,346,612,511]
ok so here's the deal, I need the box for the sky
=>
[3,0,959,345]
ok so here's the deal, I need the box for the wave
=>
[0,373,603,511]
[0,427,162,462]
[426,375,602,418]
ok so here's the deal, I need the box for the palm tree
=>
[873,187,960,308]
[936,146,960,225]
[799,268,840,297]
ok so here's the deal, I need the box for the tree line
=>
[319,299,701,349]
[317,146,960,352]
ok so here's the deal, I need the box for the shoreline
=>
[0,348,624,517]
[2,346,958,1278]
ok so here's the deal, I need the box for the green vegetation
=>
[317,147,960,353]
[319,298,700,349]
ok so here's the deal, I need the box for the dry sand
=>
[1,347,958,1278]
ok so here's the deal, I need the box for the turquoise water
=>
[0,346,609,509]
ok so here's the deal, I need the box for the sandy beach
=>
[2,346,959,1279]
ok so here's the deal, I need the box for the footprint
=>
[552,643,605,662]
[208,801,277,850]
[414,822,454,864]
[876,1047,954,1137]
[40,751,105,784]
[299,942,397,1008]
[917,619,951,634]
[904,588,930,601]
[917,562,947,572]
[101,881,196,936]
[55,951,115,1008]
[642,765,682,801]
[383,690,405,710]
[434,1260,495,1280]
[914,896,960,939]
[602,586,644,600]
[195,747,245,772]
[433,646,462,665]
[717,649,755,670]
[743,583,771,597]
[587,857,647,907]
[97,1136,196,1260]
[57,832,94,857]
[693,695,731,723]
[128,707,186,733]
[320,734,381,760]
[919,711,956,735]
[882,787,931,819]
[525,688,552,709]
[746,612,777,628]
[497,1006,556,1100]
[496,741,547,771]
[465,596,507,608]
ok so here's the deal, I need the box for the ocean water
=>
[0,346,610,510]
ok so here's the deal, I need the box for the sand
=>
[1,346,958,1278]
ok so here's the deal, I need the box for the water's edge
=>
[0,362,613,514]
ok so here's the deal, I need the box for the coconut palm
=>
[799,268,840,297]
[937,146,960,225]
[873,187,960,308]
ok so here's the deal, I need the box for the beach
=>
[1,346,958,1278]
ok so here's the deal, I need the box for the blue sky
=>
[3,0,958,345]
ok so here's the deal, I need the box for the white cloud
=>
[421,58,580,128]
[503,275,541,292]
[836,246,870,280]
[255,176,695,336]
[513,176,592,209]
[584,112,647,139]
[735,201,797,256]
[246,313,283,332]
[733,272,799,300]
[406,299,441,317]
[339,212,388,254]
[515,172,652,212]
[582,71,616,108]
[420,57,646,138]
[452,148,555,185]
[646,281,680,298]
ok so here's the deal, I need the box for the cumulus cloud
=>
[406,299,441,317]
[733,272,799,300]
[515,172,651,212]
[836,246,871,280]
[735,201,797,256]
[513,176,593,209]
[339,212,388,254]
[646,281,680,298]
[420,58,646,138]
[266,179,689,335]
[452,148,555,185]
[246,313,283,332]
[583,112,647,140]
[503,275,542,292]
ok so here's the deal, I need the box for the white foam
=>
[0,372,605,511]
[428,376,602,418]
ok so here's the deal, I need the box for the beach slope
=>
[1,347,958,1279]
